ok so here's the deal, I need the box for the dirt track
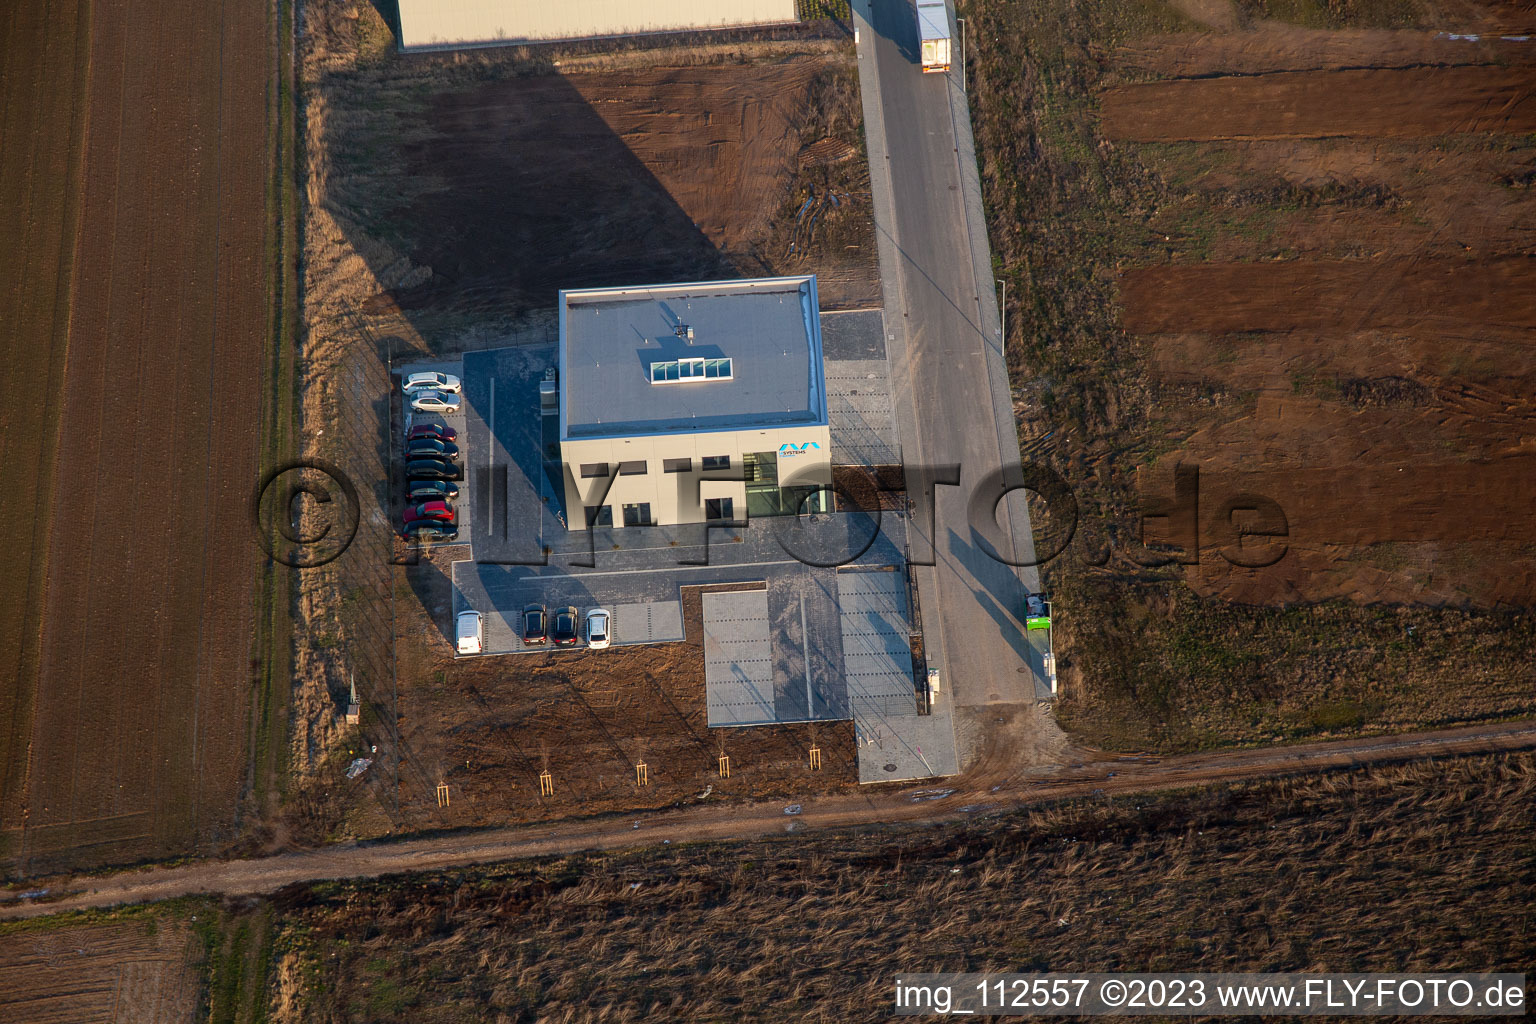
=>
[1,0,275,876]
[4,720,1533,920]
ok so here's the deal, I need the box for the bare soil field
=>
[268,752,1535,1020]
[0,0,280,876]
[966,0,1536,750]
[302,3,877,333]
[1121,257,1536,334]
[1117,25,1536,75]
[0,916,201,1024]
[1103,66,1536,140]
[0,0,91,871]
[395,58,876,312]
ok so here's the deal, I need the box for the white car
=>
[585,608,611,649]
[401,371,461,395]
[456,610,482,655]
[409,389,461,414]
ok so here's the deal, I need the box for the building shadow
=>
[945,524,1033,663]
[366,0,402,42]
[406,555,455,644]
[323,60,757,316]
[867,0,920,68]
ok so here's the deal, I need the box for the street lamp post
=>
[996,277,1006,345]
[957,16,966,93]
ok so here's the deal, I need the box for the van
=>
[456,610,482,655]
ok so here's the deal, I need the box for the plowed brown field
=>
[1102,66,1536,141]
[0,0,91,871]
[0,0,278,876]
[1121,256,1536,336]
[968,0,1536,748]
[1086,9,1536,614]
[1116,26,1536,77]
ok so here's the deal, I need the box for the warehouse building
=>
[396,0,798,52]
[558,276,832,531]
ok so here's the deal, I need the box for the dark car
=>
[552,606,579,646]
[407,423,457,444]
[404,457,462,481]
[404,520,458,542]
[406,479,458,502]
[405,438,459,461]
[522,604,548,645]
[403,501,455,525]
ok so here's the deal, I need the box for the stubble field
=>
[268,751,1535,1021]
[0,916,202,1024]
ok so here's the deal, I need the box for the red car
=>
[403,501,456,525]
[407,423,457,443]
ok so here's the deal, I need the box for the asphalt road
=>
[854,0,1048,719]
[5,720,1533,920]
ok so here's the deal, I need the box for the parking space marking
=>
[510,558,802,581]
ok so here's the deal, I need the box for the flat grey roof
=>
[559,276,828,440]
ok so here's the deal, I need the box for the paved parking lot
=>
[455,346,553,562]
[838,569,919,718]
[397,359,470,546]
[452,512,908,658]
[703,589,776,725]
[822,309,901,467]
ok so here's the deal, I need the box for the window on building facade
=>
[618,460,647,475]
[701,455,731,471]
[663,458,692,473]
[622,503,653,527]
[579,463,609,478]
[585,505,613,527]
[704,497,735,521]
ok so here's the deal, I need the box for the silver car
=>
[585,608,611,649]
[401,371,462,395]
[409,389,461,414]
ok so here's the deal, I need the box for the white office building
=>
[557,276,832,530]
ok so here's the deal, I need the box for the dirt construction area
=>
[377,567,858,832]
[288,7,883,841]
[0,0,279,876]
[303,11,877,331]
[966,0,1536,750]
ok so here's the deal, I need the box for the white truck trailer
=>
[917,0,952,73]
[1025,593,1058,696]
